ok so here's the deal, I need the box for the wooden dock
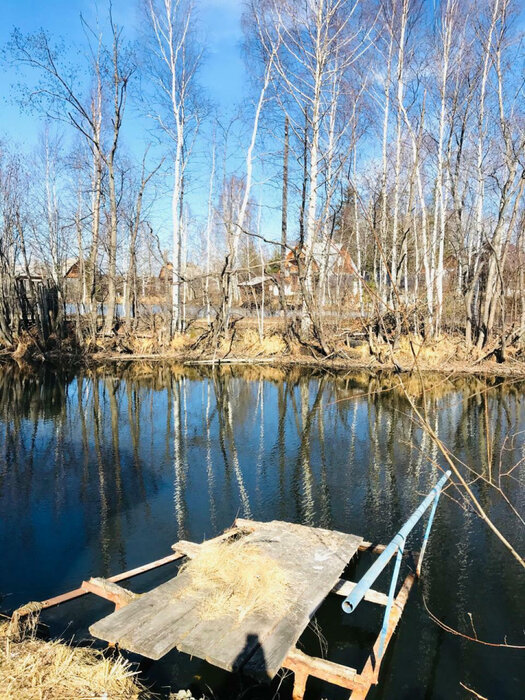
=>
[13,472,453,699]
[86,519,414,699]
[90,519,362,676]
[13,518,416,699]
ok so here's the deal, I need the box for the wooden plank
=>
[241,523,361,677]
[90,527,244,660]
[173,522,361,674]
[331,579,388,606]
[358,541,387,554]
[232,518,264,531]
[171,527,241,559]
[203,520,362,678]
[81,578,139,609]
[171,540,202,558]
[89,569,199,657]
[90,520,363,676]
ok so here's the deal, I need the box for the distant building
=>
[14,260,48,282]
[62,258,81,279]
[159,262,174,282]
[238,275,278,308]
[279,240,359,302]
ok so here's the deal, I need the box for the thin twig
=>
[422,595,525,649]
[459,682,489,699]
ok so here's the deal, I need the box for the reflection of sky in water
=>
[0,365,523,699]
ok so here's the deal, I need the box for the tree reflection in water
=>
[0,362,523,699]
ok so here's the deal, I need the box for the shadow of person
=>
[232,633,266,674]
[231,633,273,698]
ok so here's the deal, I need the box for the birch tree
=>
[145,0,204,335]
[102,15,134,335]
[251,0,374,344]
[9,27,106,337]
[474,0,525,350]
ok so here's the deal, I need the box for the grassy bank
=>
[4,320,525,378]
[0,614,208,700]
[88,326,525,378]
[0,617,149,700]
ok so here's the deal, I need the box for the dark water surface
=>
[0,363,523,699]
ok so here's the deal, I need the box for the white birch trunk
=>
[390,0,408,300]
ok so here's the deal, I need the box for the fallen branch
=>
[459,682,488,699]
[422,595,525,649]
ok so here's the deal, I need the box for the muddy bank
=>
[3,325,525,378]
[86,352,525,378]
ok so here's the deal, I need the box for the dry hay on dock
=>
[177,537,292,623]
[0,618,149,700]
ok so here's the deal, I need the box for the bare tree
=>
[8,15,132,339]
[144,0,204,335]
[102,13,135,335]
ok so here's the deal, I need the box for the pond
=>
[0,362,523,699]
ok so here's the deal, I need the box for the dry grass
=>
[129,335,158,354]
[170,333,192,351]
[231,329,287,357]
[177,537,292,624]
[395,334,466,366]
[343,343,371,360]
[11,333,43,363]
[257,333,287,356]
[0,618,149,700]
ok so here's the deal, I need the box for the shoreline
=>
[3,332,525,379]
[83,351,525,378]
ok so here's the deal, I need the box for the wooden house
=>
[159,262,174,282]
[279,241,359,303]
[62,258,81,279]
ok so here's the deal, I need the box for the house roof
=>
[238,276,269,287]
[285,240,356,275]
[159,262,174,279]
[15,260,49,279]
[62,258,80,277]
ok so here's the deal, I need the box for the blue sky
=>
[1,0,246,131]
[0,0,266,251]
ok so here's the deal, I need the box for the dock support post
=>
[378,542,404,659]
[291,669,308,700]
[349,571,416,699]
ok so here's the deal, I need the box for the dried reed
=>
[0,617,149,700]
[177,537,291,624]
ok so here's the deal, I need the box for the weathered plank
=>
[81,578,139,609]
[240,521,362,678]
[90,520,363,678]
[171,540,202,559]
[205,521,362,675]
[171,527,241,559]
[331,579,388,606]
[89,569,199,657]
[90,527,243,657]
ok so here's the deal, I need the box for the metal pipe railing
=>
[342,470,451,615]
[342,469,451,660]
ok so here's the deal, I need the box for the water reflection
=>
[0,362,523,698]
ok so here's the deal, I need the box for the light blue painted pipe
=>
[342,469,451,614]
